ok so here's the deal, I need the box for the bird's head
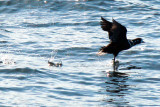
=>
[132,38,144,44]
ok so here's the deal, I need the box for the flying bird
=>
[98,17,144,64]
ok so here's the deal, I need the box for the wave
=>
[0,67,42,74]
[22,22,54,28]
[0,0,47,13]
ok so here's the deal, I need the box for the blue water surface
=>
[0,0,160,106]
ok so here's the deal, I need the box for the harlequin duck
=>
[97,17,144,63]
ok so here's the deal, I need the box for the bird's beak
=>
[141,39,145,43]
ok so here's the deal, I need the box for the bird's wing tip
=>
[112,18,116,22]
[101,16,105,20]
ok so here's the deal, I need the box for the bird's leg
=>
[113,55,115,63]
[113,55,116,71]
[112,55,120,71]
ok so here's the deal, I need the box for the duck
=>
[48,60,62,67]
[97,17,144,63]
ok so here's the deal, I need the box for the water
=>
[0,0,160,106]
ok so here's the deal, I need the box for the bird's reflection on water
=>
[106,70,129,77]
[101,61,140,106]
[103,70,130,106]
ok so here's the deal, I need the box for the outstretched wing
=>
[100,17,127,43]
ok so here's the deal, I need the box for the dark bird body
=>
[98,17,144,62]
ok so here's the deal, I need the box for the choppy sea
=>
[0,0,160,106]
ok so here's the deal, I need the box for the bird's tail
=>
[97,46,107,56]
[97,51,106,56]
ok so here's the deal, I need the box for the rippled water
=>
[0,0,160,106]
